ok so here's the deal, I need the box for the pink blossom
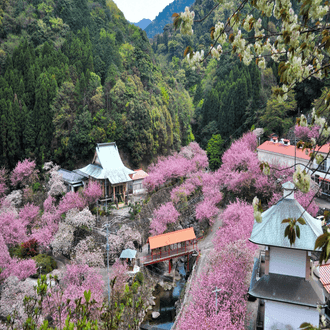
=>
[216,132,274,201]
[0,211,26,245]
[10,159,38,187]
[294,125,320,140]
[57,191,86,215]
[61,264,104,309]
[19,203,40,227]
[144,142,208,192]
[110,259,128,297]
[1,258,37,280]
[117,224,142,246]
[195,199,220,223]
[83,181,102,205]
[0,233,11,269]
[43,195,56,213]
[150,202,180,235]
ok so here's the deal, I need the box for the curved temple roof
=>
[249,182,323,251]
[77,142,135,185]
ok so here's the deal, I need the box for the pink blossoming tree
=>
[10,159,38,187]
[150,202,180,235]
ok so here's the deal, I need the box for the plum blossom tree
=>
[150,202,180,235]
[65,207,96,229]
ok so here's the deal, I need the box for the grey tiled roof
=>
[249,273,325,307]
[250,185,323,251]
[76,143,134,185]
[58,169,86,184]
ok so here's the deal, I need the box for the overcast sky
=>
[113,0,174,22]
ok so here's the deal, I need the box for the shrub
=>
[31,254,57,277]
[134,272,144,285]
[21,238,39,258]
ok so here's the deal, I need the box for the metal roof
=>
[319,264,330,293]
[120,249,137,259]
[248,273,325,307]
[76,143,134,185]
[58,169,86,184]
[249,182,323,251]
[148,227,196,250]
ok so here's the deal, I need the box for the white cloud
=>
[113,0,174,22]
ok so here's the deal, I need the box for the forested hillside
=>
[145,0,195,38]
[150,0,327,155]
[0,0,195,169]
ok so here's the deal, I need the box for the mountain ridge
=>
[145,0,195,38]
[131,18,152,30]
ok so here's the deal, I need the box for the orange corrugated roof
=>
[129,169,149,180]
[148,227,196,250]
[319,264,330,293]
[257,141,330,160]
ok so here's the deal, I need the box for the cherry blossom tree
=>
[45,162,66,197]
[150,202,180,235]
[0,210,27,246]
[65,207,96,229]
[177,200,256,330]
[51,222,75,257]
[74,236,105,267]
[57,191,86,215]
[10,159,38,187]
[82,181,102,205]
[144,142,208,192]
[0,276,36,328]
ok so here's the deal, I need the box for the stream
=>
[141,261,187,330]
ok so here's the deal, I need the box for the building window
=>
[319,159,327,172]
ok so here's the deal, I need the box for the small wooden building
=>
[76,142,135,202]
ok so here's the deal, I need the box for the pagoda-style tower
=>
[249,182,326,330]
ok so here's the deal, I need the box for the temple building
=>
[75,142,135,202]
[249,181,326,329]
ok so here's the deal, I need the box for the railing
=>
[141,244,197,264]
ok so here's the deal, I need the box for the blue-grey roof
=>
[76,142,135,185]
[249,273,325,307]
[250,182,323,251]
[120,249,137,259]
[58,169,86,184]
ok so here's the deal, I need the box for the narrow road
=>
[172,210,223,329]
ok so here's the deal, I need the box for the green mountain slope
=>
[145,0,195,38]
[0,0,194,169]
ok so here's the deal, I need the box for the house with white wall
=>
[128,169,148,195]
[257,140,330,196]
[249,182,326,329]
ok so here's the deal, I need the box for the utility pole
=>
[212,287,222,314]
[105,223,111,305]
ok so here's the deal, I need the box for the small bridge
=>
[140,227,198,272]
